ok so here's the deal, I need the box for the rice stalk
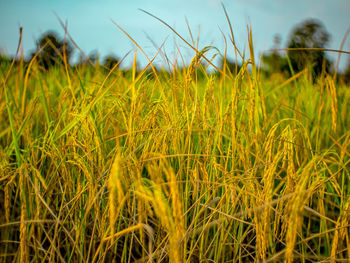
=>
[284,163,319,263]
[331,197,350,261]
[19,165,29,263]
[108,148,125,238]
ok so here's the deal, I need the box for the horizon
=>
[1,0,350,71]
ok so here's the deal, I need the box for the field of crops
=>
[1,30,350,262]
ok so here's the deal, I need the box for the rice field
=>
[0,26,350,262]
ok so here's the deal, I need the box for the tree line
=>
[0,30,120,71]
[1,18,350,83]
[223,19,350,83]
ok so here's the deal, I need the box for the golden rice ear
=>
[325,75,338,133]
[284,164,318,263]
[19,165,29,263]
[331,198,350,261]
[108,149,125,237]
[136,177,184,262]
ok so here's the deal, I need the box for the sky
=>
[0,0,350,70]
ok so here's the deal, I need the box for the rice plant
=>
[0,16,350,263]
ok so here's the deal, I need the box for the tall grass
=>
[0,22,350,263]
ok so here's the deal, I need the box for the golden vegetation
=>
[0,25,350,262]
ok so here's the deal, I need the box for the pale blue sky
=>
[1,0,349,70]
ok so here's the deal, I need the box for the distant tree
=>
[103,54,120,70]
[287,19,331,76]
[219,58,242,75]
[88,50,100,65]
[342,59,350,84]
[77,53,87,65]
[0,53,9,65]
[0,53,22,67]
[35,31,74,69]
[262,34,290,76]
[77,50,100,66]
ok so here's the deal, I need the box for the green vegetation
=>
[1,17,350,262]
